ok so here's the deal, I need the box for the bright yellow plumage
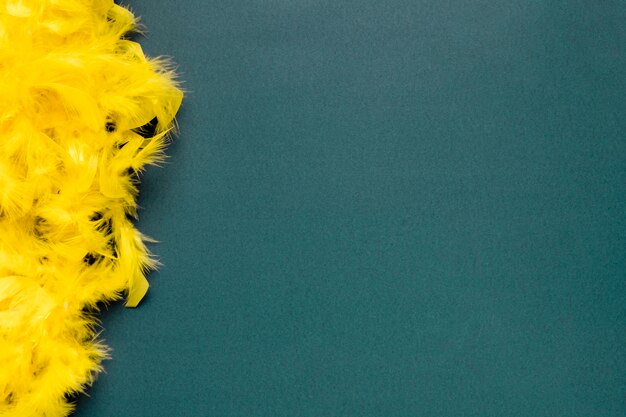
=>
[0,1,182,415]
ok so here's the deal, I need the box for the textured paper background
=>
[75,1,625,416]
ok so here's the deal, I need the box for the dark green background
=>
[76,1,625,416]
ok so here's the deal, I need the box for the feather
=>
[0,1,182,415]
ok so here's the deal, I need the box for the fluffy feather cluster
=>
[0,1,182,415]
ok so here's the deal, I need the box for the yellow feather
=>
[0,0,182,415]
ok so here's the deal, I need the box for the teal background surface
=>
[76,1,625,416]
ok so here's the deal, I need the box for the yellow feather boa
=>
[0,1,182,415]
